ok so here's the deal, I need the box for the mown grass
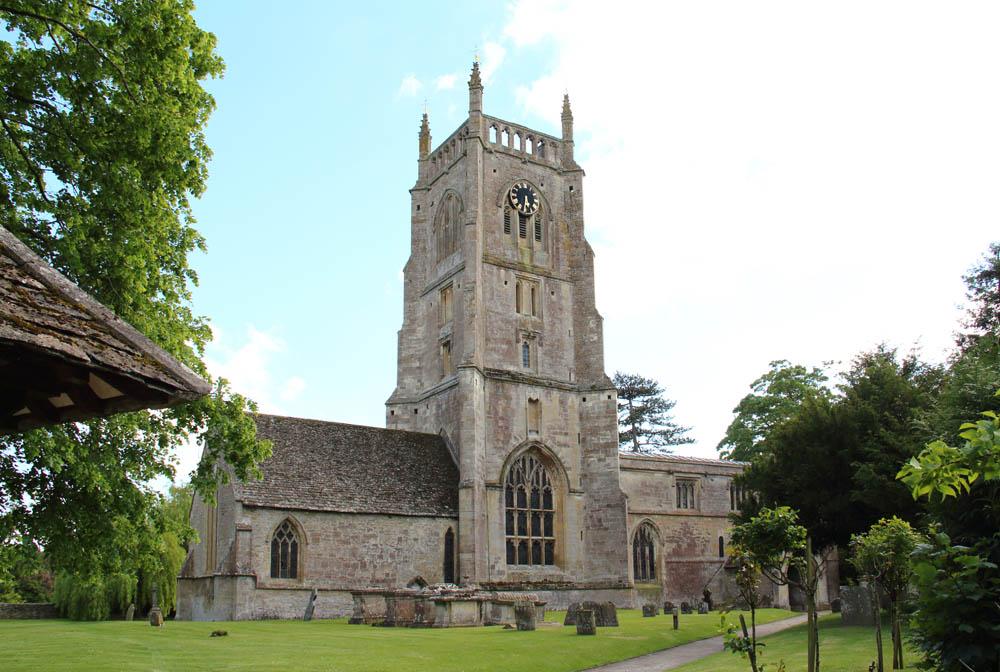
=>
[673,613,923,672]
[0,608,795,672]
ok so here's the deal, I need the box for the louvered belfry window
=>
[505,454,555,566]
[270,520,299,579]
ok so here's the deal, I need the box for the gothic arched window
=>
[633,523,656,581]
[505,454,555,566]
[436,193,462,262]
[270,519,300,579]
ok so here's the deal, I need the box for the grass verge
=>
[673,613,922,672]
[0,608,796,672]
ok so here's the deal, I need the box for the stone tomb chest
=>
[350,586,545,628]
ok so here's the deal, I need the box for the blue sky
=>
[177,1,1000,478]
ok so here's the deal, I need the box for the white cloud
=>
[397,74,422,97]
[501,0,1000,457]
[435,73,457,90]
[169,326,307,486]
[479,41,506,84]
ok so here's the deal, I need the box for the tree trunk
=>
[806,537,820,672]
[871,581,884,672]
[890,599,902,670]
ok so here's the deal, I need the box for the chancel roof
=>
[238,415,460,518]
[0,227,210,434]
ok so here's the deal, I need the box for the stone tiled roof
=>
[619,453,746,469]
[0,226,210,434]
[237,414,459,518]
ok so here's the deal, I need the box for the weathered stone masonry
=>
[176,62,832,621]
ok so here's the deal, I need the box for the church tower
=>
[387,62,630,596]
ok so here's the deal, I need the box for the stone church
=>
[177,63,834,620]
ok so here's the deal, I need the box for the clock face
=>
[509,182,540,215]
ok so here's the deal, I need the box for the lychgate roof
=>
[0,227,211,434]
[238,414,459,518]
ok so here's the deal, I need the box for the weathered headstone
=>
[680,601,692,614]
[564,601,618,627]
[148,584,164,627]
[642,603,658,617]
[663,601,675,614]
[514,601,536,631]
[672,607,679,630]
[698,601,709,614]
[124,603,135,622]
[831,597,842,613]
[597,601,618,627]
[303,589,318,621]
[840,586,875,626]
[576,608,596,635]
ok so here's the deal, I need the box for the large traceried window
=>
[505,454,555,566]
[633,523,656,581]
[436,193,462,262]
[270,519,300,579]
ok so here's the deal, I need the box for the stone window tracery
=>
[676,479,697,510]
[270,519,300,579]
[633,523,656,581]
[505,454,555,566]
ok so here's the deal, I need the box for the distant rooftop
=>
[619,452,746,469]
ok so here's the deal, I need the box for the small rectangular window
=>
[518,214,527,238]
[504,208,511,235]
[441,340,453,376]
[534,218,542,242]
[527,398,541,434]
[530,286,537,316]
[676,479,697,510]
[440,286,453,324]
[522,341,531,368]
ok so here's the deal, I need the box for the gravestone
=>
[594,602,618,627]
[303,589,318,621]
[680,601,692,614]
[642,603,658,617]
[840,586,875,626]
[831,598,842,613]
[698,601,709,614]
[663,601,675,614]
[564,601,618,627]
[148,584,164,627]
[514,601,536,631]
[124,604,135,622]
[576,609,596,635]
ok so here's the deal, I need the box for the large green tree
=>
[0,0,269,595]
[613,372,693,454]
[718,360,831,462]
[737,347,939,550]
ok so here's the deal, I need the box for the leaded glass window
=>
[505,454,555,566]
[270,520,299,579]
[633,523,656,581]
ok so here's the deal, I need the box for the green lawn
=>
[673,614,923,672]
[0,608,795,672]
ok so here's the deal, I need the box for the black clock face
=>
[509,182,540,215]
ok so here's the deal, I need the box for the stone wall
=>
[178,506,458,621]
[0,603,58,619]
[620,455,745,607]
